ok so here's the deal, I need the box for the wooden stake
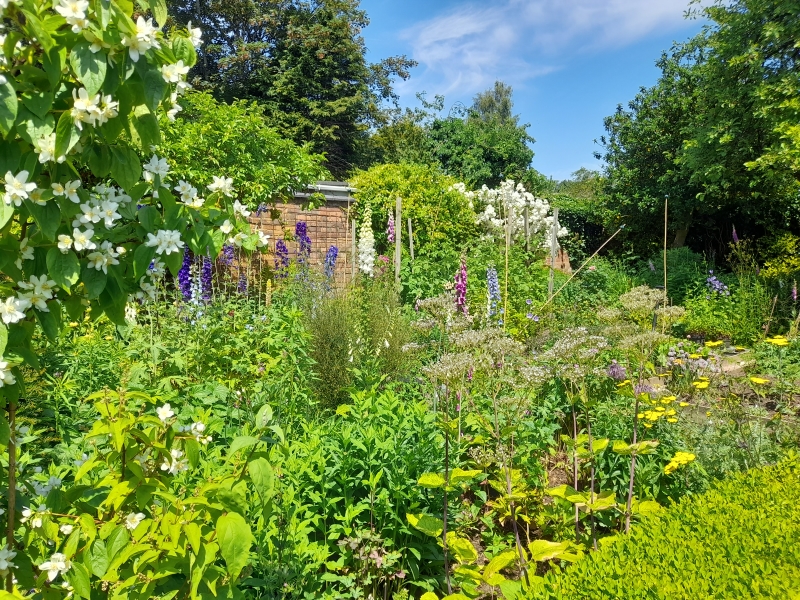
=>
[664,196,668,304]
[548,208,559,300]
[407,218,414,261]
[6,402,16,592]
[395,197,402,285]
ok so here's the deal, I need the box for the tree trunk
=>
[671,228,688,248]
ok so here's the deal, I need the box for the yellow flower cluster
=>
[664,451,696,475]
[692,377,710,390]
[749,376,770,385]
[765,336,789,347]
[637,396,679,428]
[704,340,724,348]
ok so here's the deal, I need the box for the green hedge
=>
[528,456,800,599]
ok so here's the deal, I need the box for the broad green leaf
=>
[228,435,259,456]
[0,139,21,175]
[449,468,482,485]
[43,46,66,89]
[89,539,110,577]
[172,36,197,67]
[498,579,522,599]
[55,110,81,159]
[87,144,112,177]
[66,562,91,599]
[110,146,142,192]
[582,490,617,513]
[106,525,130,562]
[483,549,517,580]
[21,91,53,119]
[130,105,160,150]
[0,203,13,230]
[34,303,60,342]
[216,512,253,579]
[254,404,273,429]
[420,594,438,600]
[133,242,157,279]
[81,263,107,298]
[142,67,167,110]
[0,323,7,356]
[406,513,443,537]
[148,0,168,25]
[248,457,274,499]
[184,438,200,468]
[47,248,81,291]
[529,540,570,562]
[0,74,18,134]
[137,205,161,232]
[546,485,586,504]
[446,532,477,563]
[99,284,127,326]
[70,41,107,95]
[27,199,61,241]
[417,472,446,489]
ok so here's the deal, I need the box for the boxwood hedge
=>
[528,455,800,599]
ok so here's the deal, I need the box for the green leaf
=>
[0,203,13,230]
[106,525,130,562]
[70,41,107,95]
[172,36,197,67]
[142,67,167,111]
[449,468,482,485]
[130,108,160,150]
[406,513,443,537]
[248,457,274,500]
[55,110,81,159]
[0,139,21,175]
[137,205,161,233]
[228,435,259,457]
[0,323,7,356]
[420,594,439,600]
[148,0,168,25]
[27,199,61,241]
[81,263,107,298]
[66,562,91,599]
[89,539,110,577]
[35,303,60,342]
[216,512,253,580]
[184,438,200,468]
[417,472,446,489]
[483,549,517,580]
[546,485,586,504]
[0,72,17,134]
[21,91,53,119]
[528,540,570,562]
[133,242,157,279]
[110,146,142,192]
[446,532,477,564]
[99,277,126,325]
[47,248,81,291]
[254,404,273,429]
[87,144,112,177]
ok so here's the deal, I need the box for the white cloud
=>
[400,0,694,97]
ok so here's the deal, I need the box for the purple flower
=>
[607,360,627,381]
[706,271,729,296]
[486,266,500,321]
[634,383,653,396]
[221,244,235,266]
[793,280,797,303]
[255,203,269,217]
[324,246,339,278]
[454,256,467,315]
[275,240,289,277]
[178,247,192,300]
[201,254,212,301]
[732,226,739,243]
[237,270,247,294]
[295,221,311,265]
[526,299,532,305]
[387,211,395,244]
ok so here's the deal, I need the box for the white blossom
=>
[121,16,160,62]
[3,170,37,206]
[256,231,270,248]
[72,228,96,252]
[208,176,234,197]
[59,524,73,535]
[100,200,121,227]
[0,296,28,324]
[219,220,233,235]
[232,200,251,218]
[160,448,188,475]
[0,360,16,387]
[52,180,81,203]
[156,403,174,422]
[187,21,203,47]
[124,512,145,530]
[38,552,71,581]
[34,133,64,164]
[358,207,375,276]
[70,88,100,130]
[145,229,184,255]
[143,155,170,182]
[161,60,189,83]
[54,0,89,33]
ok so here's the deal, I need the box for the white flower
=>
[18,291,48,312]
[21,504,47,528]
[70,88,100,130]
[72,228,96,252]
[34,133,64,164]
[3,171,37,206]
[20,274,57,298]
[136,278,156,302]
[161,60,189,83]
[0,545,16,578]
[96,95,118,126]
[160,448,188,475]
[38,552,71,582]
[219,220,233,235]
[73,453,88,468]
[143,154,170,181]
[0,296,28,324]
[100,200,120,227]
[174,180,199,205]
[121,16,160,62]
[79,201,101,226]
[156,403,174,422]
[124,512,145,530]
[256,231,270,248]
[187,21,203,47]
[55,0,89,33]
[0,360,16,387]
[59,524,74,535]
[145,229,184,255]
[19,237,34,261]
[57,234,73,254]
[358,208,375,276]
[52,180,81,203]
[167,102,183,121]
[232,200,251,218]
[29,188,46,205]
[208,176,234,197]
[228,232,247,247]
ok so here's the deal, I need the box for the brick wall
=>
[249,198,354,283]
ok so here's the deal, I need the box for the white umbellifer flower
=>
[79,201,101,226]
[219,220,233,235]
[0,545,16,578]
[121,16,160,62]
[0,360,16,387]
[143,154,169,181]
[208,176,234,197]
[3,170,37,206]
[145,229,184,255]
[156,403,174,422]
[72,228,96,252]
[124,512,145,530]
[55,0,89,33]
[187,21,203,47]
[0,296,28,324]
[100,200,120,227]
[38,552,71,582]
[161,60,189,83]
[358,207,375,276]
[57,234,73,253]
[256,231,270,248]
[59,524,74,536]
[232,200,251,218]
[70,88,100,130]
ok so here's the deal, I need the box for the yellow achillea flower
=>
[664,451,695,475]
[661,396,676,404]
[667,418,678,423]
[705,340,723,348]
[765,336,789,347]
[692,381,710,389]
[688,353,701,359]
[749,376,770,385]
[617,379,631,387]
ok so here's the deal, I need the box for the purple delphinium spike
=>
[486,266,501,321]
[732,226,739,243]
[793,280,797,303]
[275,240,290,277]
[201,254,212,301]
[387,211,395,244]
[237,270,247,294]
[324,245,339,278]
[295,221,311,265]
[454,256,467,315]
[221,244,235,266]
[178,247,192,300]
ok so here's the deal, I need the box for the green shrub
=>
[528,457,800,599]
[636,247,710,305]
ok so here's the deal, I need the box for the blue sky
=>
[360,0,706,181]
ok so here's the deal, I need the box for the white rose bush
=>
[0,1,275,597]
